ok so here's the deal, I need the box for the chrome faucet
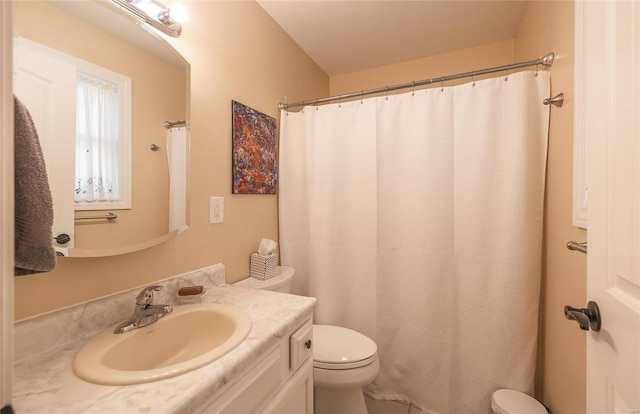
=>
[114,285,173,334]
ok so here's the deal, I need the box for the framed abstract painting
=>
[231,100,277,194]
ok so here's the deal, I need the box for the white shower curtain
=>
[166,126,188,233]
[279,71,550,414]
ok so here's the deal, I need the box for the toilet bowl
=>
[234,266,380,414]
[313,324,379,414]
[492,389,548,414]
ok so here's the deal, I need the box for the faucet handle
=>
[136,285,163,306]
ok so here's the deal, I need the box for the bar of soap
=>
[178,286,204,296]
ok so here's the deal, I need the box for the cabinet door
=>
[202,345,286,414]
[266,359,313,414]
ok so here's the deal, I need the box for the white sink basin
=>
[73,303,251,385]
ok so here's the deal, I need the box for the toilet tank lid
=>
[491,389,547,414]
[313,325,377,364]
[233,266,295,290]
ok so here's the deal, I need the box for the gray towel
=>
[14,96,56,276]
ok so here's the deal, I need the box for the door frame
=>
[0,0,14,410]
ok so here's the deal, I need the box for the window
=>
[72,65,131,211]
[75,73,121,203]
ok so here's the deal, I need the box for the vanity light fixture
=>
[109,0,188,38]
[157,3,189,25]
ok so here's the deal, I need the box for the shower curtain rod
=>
[278,52,555,111]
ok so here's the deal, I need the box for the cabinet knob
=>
[305,339,312,349]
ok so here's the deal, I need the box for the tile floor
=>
[365,395,427,414]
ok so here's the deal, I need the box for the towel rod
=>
[566,241,587,254]
[75,212,118,221]
[163,120,186,129]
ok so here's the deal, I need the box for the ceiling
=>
[257,0,528,77]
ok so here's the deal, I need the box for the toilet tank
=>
[233,266,295,293]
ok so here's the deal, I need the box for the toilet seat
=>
[313,325,378,370]
[491,389,548,414]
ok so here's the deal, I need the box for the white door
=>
[582,1,640,412]
[13,38,76,254]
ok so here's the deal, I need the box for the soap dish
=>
[176,286,206,304]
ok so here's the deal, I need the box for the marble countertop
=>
[12,267,316,413]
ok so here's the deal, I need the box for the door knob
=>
[564,301,601,331]
[53,233,71,244]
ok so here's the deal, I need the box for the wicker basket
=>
[250,252,278,280]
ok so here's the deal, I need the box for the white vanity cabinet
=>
[198,320,314,414]
[12,267,318,414]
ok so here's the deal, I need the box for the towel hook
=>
[150,144,161,151]
[544,93,565,107]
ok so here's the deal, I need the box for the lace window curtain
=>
[75,73,120,202]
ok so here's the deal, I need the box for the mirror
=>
[13,0,190,257]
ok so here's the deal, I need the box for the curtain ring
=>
[315,99,319,111]
[361,90,364,104]
[385,86,389,100]
[535,63,539,77]
[441,77,444,92]
[505,65,509,81]
[472,71,476,87]
[411,81,415,96]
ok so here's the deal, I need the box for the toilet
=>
[312,324,379,414]
[491,389,548,414]
[234,266,380,414]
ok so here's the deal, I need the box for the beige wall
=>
[515,1,587,412]
[331,2,586,412]
[14,0,328,319]
[330,39,515,96]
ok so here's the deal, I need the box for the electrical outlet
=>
[210,197,224,223]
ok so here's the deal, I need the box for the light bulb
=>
[168,3,188,23]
